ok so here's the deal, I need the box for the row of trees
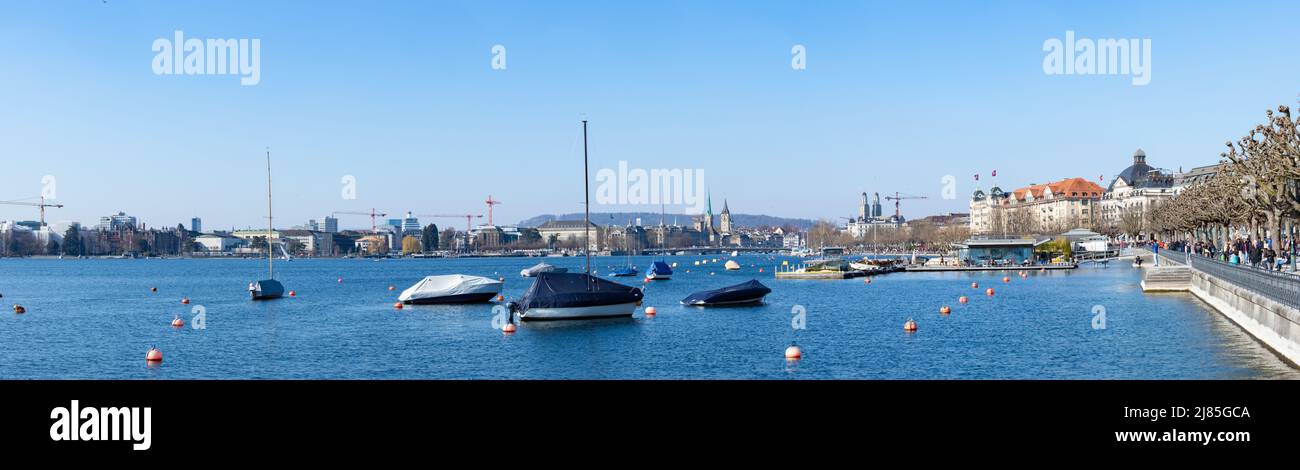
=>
[1150,103,1299,248]
[806,220,971,252]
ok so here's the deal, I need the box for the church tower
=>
[719,199,733,234]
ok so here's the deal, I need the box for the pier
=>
[905,263,1077,272]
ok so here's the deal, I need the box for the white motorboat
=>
[398,274,503,304]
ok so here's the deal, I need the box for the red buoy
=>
[496,294,505,302]
[971,282,978,288]
[338,277,343,283]
[784,345,802,359]
[1002,276,1010,283]
[171,316,184,328]
[958,296,968,304]
[939,306,951,314]
[393,302,404,309]
[645,306,657,316]
[388,285,395,291]
[145,347,162,362]
[986,288,995,296]
[13,304,26,314]
[864,278,872,284]
[904,319,918,332]
[502,323,517,333]
[288,290,296,297]
[181,298,190,305]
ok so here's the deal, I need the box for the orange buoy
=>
[13,304,26,314]
[904,319,918,332]
[388,285,396,291]
[502,323,517,333]
[971,282,978,289]
[171,316,184,328]
[393,302,404,309]
[181,298,190,305]
[939,306,951,314]
[288,290,296,297]
[496,294,505,302]
[784,345,802,359]
[864,278,871,284]
[1002,276,1010,283]
[759,268,764,272]
[986,288,995,296]
[145,347,162,362]
[958,296,968,304]
[645,306,657,316]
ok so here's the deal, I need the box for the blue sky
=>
[1,0,1297,230]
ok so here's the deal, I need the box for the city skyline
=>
[3,1,1297,229]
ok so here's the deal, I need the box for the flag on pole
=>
[991,170,997,177]
[974,174,980,181]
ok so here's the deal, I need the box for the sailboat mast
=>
[582,120,591,280]
[266,148,273,279]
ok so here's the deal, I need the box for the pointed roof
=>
[721,199,730,214]
[706,191,713,216]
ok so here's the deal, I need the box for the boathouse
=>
[957,237,1049,266]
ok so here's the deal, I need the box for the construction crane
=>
[484,195,502,226]
[0,196,64,226]
[883,192,928,219]
[418,214,483,232]
[333,209,387,233]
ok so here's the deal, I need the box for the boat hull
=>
[682,295,767,307]
[646,273,671,280]
[405,292,499,305]
[520,302,638,321]
[250,279,284,300]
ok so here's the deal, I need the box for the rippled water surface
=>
[1,256,1296,379]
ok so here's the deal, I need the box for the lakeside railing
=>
[1159,251,1300,311]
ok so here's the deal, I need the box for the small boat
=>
[731,251,739,257]
[681,279,772,306]
[522,262,567,277]
[724,260,741,270]
[398,274,503,304]
[511,272,643,320]
[609,266,639,277]
[646,261,673,280]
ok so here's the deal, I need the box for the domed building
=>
[1100,148,1175,239]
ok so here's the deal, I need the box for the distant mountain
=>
[518,212,815,230]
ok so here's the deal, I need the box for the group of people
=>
[1172,237,1294,272]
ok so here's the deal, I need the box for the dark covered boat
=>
[680,279,771,306]
[509,272,643,321]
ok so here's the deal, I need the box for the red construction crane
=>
[883,192,928,219]
[0,196,64,226]
[484,195,502,226]
[333,209,387,233]
[419,214,483,232]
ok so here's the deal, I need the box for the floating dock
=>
[904,264,1077,272]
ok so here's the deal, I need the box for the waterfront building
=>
[1172,163,1224,194]
[195,233,245,253]
[537,219,603,251]
[1099,149,1176,238]
[969,177,1103,235]
[957,237,1049,265]
[98,211,137,231]
[308,216,339,233]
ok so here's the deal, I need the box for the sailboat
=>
[609,229,638,277]
[509,120,643,321]
[249,149,285,300]
[646,203,672,280]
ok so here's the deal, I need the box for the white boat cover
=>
[521,262,568,277]
[724,260,741,270]
[398,274,503,302]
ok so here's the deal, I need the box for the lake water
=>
[1,255,1296,379]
